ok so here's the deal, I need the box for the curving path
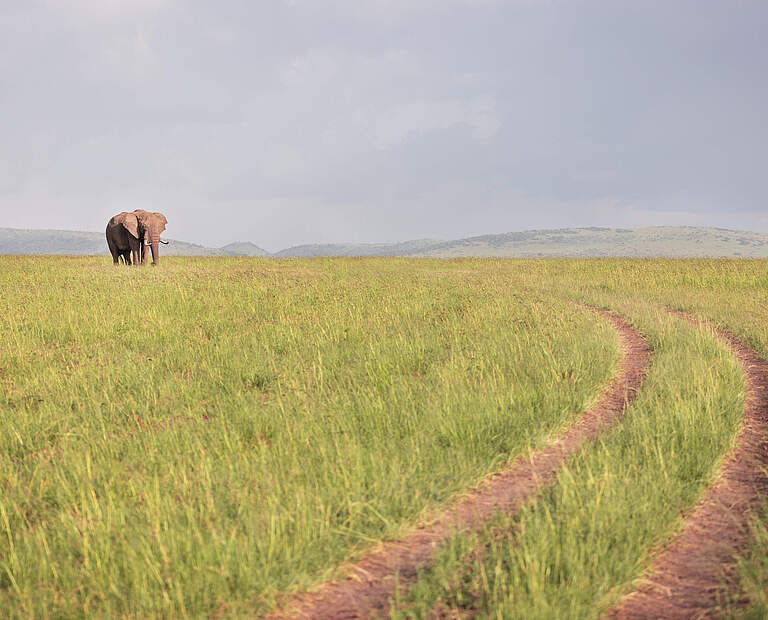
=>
[608,311,768,619]
[271,308,650,619]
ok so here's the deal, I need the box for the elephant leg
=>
[107,238,120,265]
[130,238,141,266]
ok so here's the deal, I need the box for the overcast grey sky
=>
[1,1,766,250]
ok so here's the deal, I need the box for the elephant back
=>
[107,212,140,239]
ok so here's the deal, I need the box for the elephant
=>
[106,210,169,266]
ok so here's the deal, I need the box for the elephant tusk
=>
[159,239,169,245]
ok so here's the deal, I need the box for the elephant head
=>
[132,210,169,265]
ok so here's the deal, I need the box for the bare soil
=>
[608,312,768,619]
[271,308,650,619]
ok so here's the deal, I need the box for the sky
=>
[0,0,766,251]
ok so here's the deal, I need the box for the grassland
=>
[0,256,618,616]
[1,256,767,617]
[393,258,768,618]
[394,305,745,617]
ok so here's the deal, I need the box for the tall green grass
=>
[394,305,745,618]
[0,256,617,616]
[517,258,768,616]
[392,258,768,618]
[735,504,768,619]
[3,256,767,617]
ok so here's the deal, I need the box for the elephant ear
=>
[121,213,140,239]
[155,213,168,231]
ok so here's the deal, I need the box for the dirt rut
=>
[608,312,768,619]
[271,308,650,619]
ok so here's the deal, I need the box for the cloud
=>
[284,0,500,23]
[1,0,767,249]
[271,46,500,153]
[45,0,170,24]
[373,97,501,149]
[95,27,157,78]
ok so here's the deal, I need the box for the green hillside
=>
[3,226,768,258]
[220,242,269,257]
[418,227,768,258]
[272,239,442,257]
[0,228,223,256]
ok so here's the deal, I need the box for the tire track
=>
[271,308,650,619]
[608,311,768,619]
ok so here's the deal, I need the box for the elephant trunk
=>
[149,239,159,265]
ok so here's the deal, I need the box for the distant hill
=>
[3,226,768,258]
[272,227,768,258]
[417,227,768,258]
[220,242,269,257]
[273,239,442,258]
[0,228,223,256]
